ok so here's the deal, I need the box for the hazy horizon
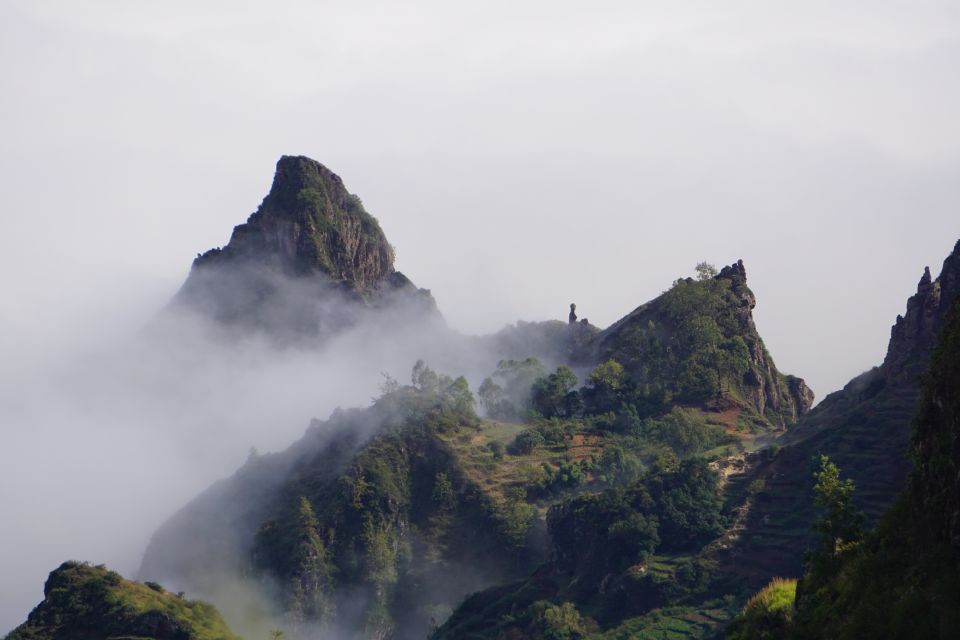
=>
[2,0,959,634]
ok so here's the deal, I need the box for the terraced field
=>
[715,375,920,586]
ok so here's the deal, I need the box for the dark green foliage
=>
[529,601,595,639]
[531,460,592,497]
[434,460,727,639]
[7,561,238,640]
[809,455,864,559]
[582,359,629,415]
[593,271,802,428]
[510,428,547,455]
[250,382,525,638]
[598,445,644,485]
[785,299,960,639]
[643,407,732,457]
[433,472,455,510]
[549,458,723,583]
[531,366,579,418]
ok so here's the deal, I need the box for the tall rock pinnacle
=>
[172,156,435,335]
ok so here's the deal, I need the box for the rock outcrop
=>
[911,295,960,553]
[172,156,436,337]
[592,259,813,429]
[719,238,960,584]
[885,241,960,383]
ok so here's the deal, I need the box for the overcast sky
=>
[3,0,960,393]
[1,0,959,629]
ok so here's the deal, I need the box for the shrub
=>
[531,366,579,418]
[726,577,797,640]
[509,429,546,455]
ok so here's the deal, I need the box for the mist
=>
[2,0,960,635]
[0,273,509,634]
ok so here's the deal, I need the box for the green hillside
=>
[6,562,237,640]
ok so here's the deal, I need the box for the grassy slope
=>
[7,562,237,640]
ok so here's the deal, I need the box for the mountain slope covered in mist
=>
[137,157,814,640]
[10,156,831,640]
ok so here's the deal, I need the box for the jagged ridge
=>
[717,239,960,584]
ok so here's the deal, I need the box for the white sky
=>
[1,0,959,630]
[3,1,960,394]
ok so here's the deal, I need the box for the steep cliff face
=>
[720,239,960,584]
[172,156,436,335]
[779,297,960,640]
[911,296,960,553]
[885,241,960,383]
[194,156,394,285]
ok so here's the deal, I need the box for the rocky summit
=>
[172,156,436,336]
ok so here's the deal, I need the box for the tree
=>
[509,428,546,455]
[288,497,332,621]
[478,377,505,416]
[440,375,476,417]
[811,455,864,555]
[695,261,718,281]
[432,472,455,510]
[411,359,439,392]
[583,359,628,414]
[480,358,547,419]
[531,366,579,418]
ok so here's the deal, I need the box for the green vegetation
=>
[531,366,579,418]
[150,258,820,640]
[432,460,727,639]
[729,298,960,640]
[726,577,796,640]
[7,561,237,640]
[250,361,545,638]
[592,267,806,428]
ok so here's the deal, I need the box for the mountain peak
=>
[193,155,395,287]
[884,239,960,381]
[172,156,435,333]
[717,258,747,284]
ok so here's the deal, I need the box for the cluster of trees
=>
[477,347,733,462]
[606,276,756,409]
[548,458,726,582]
